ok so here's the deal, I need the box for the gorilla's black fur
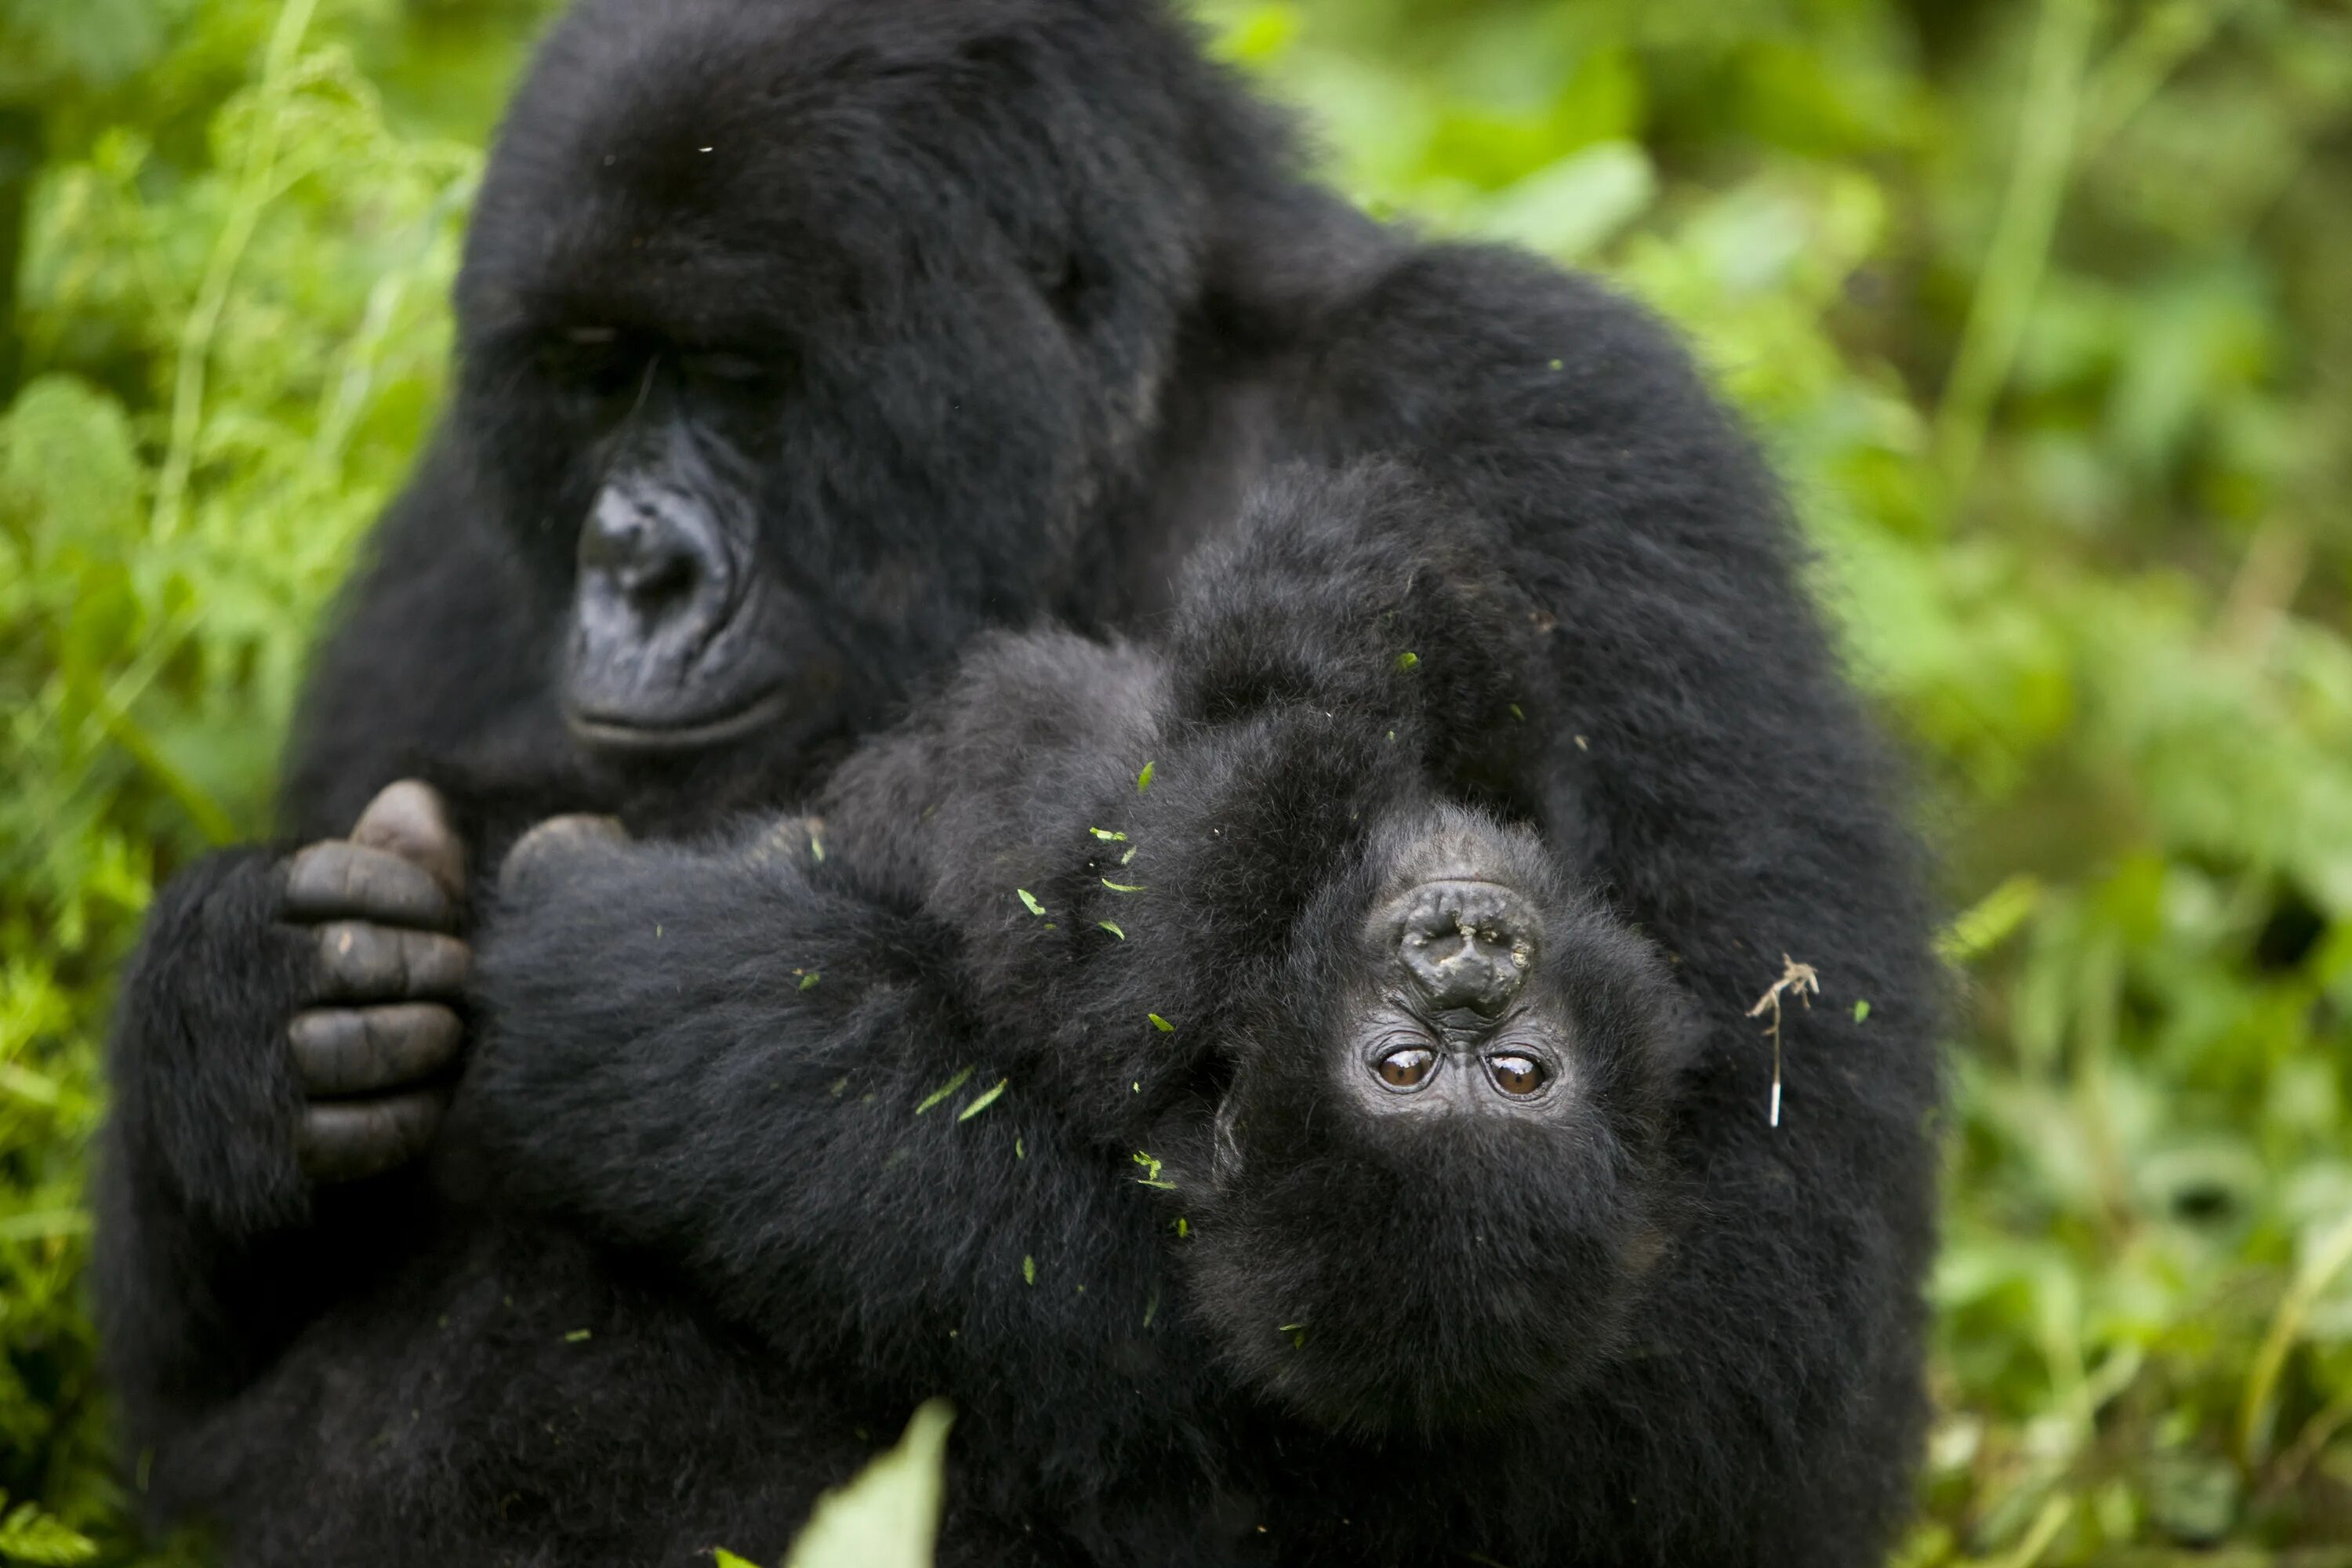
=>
[96,1,1942,1563]
[466,468,1934,1566]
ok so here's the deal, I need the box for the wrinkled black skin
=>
[95,0,1942,1564]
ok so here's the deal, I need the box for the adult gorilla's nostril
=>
[1396,880,1536,1014]
[581,488,714,622]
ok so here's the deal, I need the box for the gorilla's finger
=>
[350,779,468,900]
[296,1091,447,1183]
[290,1004,463,1096]
[314,922,472,1001]
[498,814,631,901]
[285,842,456,930]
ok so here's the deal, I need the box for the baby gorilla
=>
[474,468,1704,1555]
[1184,812,1693,1439]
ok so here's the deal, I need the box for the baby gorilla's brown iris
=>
[1377,1046,1436,1088]
[1488,1053,1545,1095]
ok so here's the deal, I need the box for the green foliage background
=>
[1,0,2347,1563]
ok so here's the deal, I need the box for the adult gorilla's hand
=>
[281,780,471,1181]
[495,812,632,902]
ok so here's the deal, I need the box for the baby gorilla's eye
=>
[1375,1046,1436,1090]
[1487,1054,1546,1096]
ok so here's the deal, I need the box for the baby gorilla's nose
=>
[1396,880,1537,1015]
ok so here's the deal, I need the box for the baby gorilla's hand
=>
[281,781,470,1181]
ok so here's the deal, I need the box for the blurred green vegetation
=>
[1,0,2347,1563]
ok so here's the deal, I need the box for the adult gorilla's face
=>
[448,0,1208,760]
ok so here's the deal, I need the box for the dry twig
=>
[1745,954,1820,1128]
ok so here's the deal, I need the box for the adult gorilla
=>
[97,0,1941,1564]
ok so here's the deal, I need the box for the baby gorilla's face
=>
[1348,876,1564,1118]
[1187,808,1697,1439]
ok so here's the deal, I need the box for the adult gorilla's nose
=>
[579,484,728,625]
[1393,880,1537,1015]
[564,476,794,750]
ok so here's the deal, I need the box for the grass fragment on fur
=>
[1135,760,1156,793]
[1132,1151,1174,1189]
[1090,827,1127,840]
[1148,1012,1174,1033]
[915,1065,976,1114]
[957,1078,1008,1121]
[1119,845,1137,866]
[1098,920,1126,939]
[1102,879,1146,893]
[1017,887,1046,916]
[1023,1255,1036,1285]
[1014,1136,1025,1160]
[1395,650,1419,671]
[563,1329,591,1343]
[799,971,820,991]
[1853,999,1871,1023]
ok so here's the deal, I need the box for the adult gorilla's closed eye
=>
[97,0,1940,1563]
[100,1,1298,1558]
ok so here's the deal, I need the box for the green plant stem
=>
[1933,0,2097,497]
[151,0,322,543]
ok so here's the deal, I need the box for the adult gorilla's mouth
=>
[564,680,797,752]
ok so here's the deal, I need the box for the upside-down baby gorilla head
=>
[1188,807,1699,1439]
[450,0,1268,783]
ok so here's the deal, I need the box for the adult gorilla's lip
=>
[564,682,795,752]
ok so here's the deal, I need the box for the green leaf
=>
[0,1494,99,1566]
[1148,1013,1174,1033]
[956,1079,1008,1121]
[1135,760,1156,793]
[782,1401,954,1568]
[800,971,821,991]
[914,1067,975,1114]
[1016,887,1046,916]
[1098,920,1126,939]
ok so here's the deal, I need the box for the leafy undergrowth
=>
[2,1,2347,1564]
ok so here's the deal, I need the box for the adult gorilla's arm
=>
[96,442,556,1459]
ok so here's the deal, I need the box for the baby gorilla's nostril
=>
[1396,880,1536,1015]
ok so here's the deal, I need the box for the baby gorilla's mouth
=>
[1390,879,1538,1016]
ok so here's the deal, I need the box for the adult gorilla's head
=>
[451,0,1291,771]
